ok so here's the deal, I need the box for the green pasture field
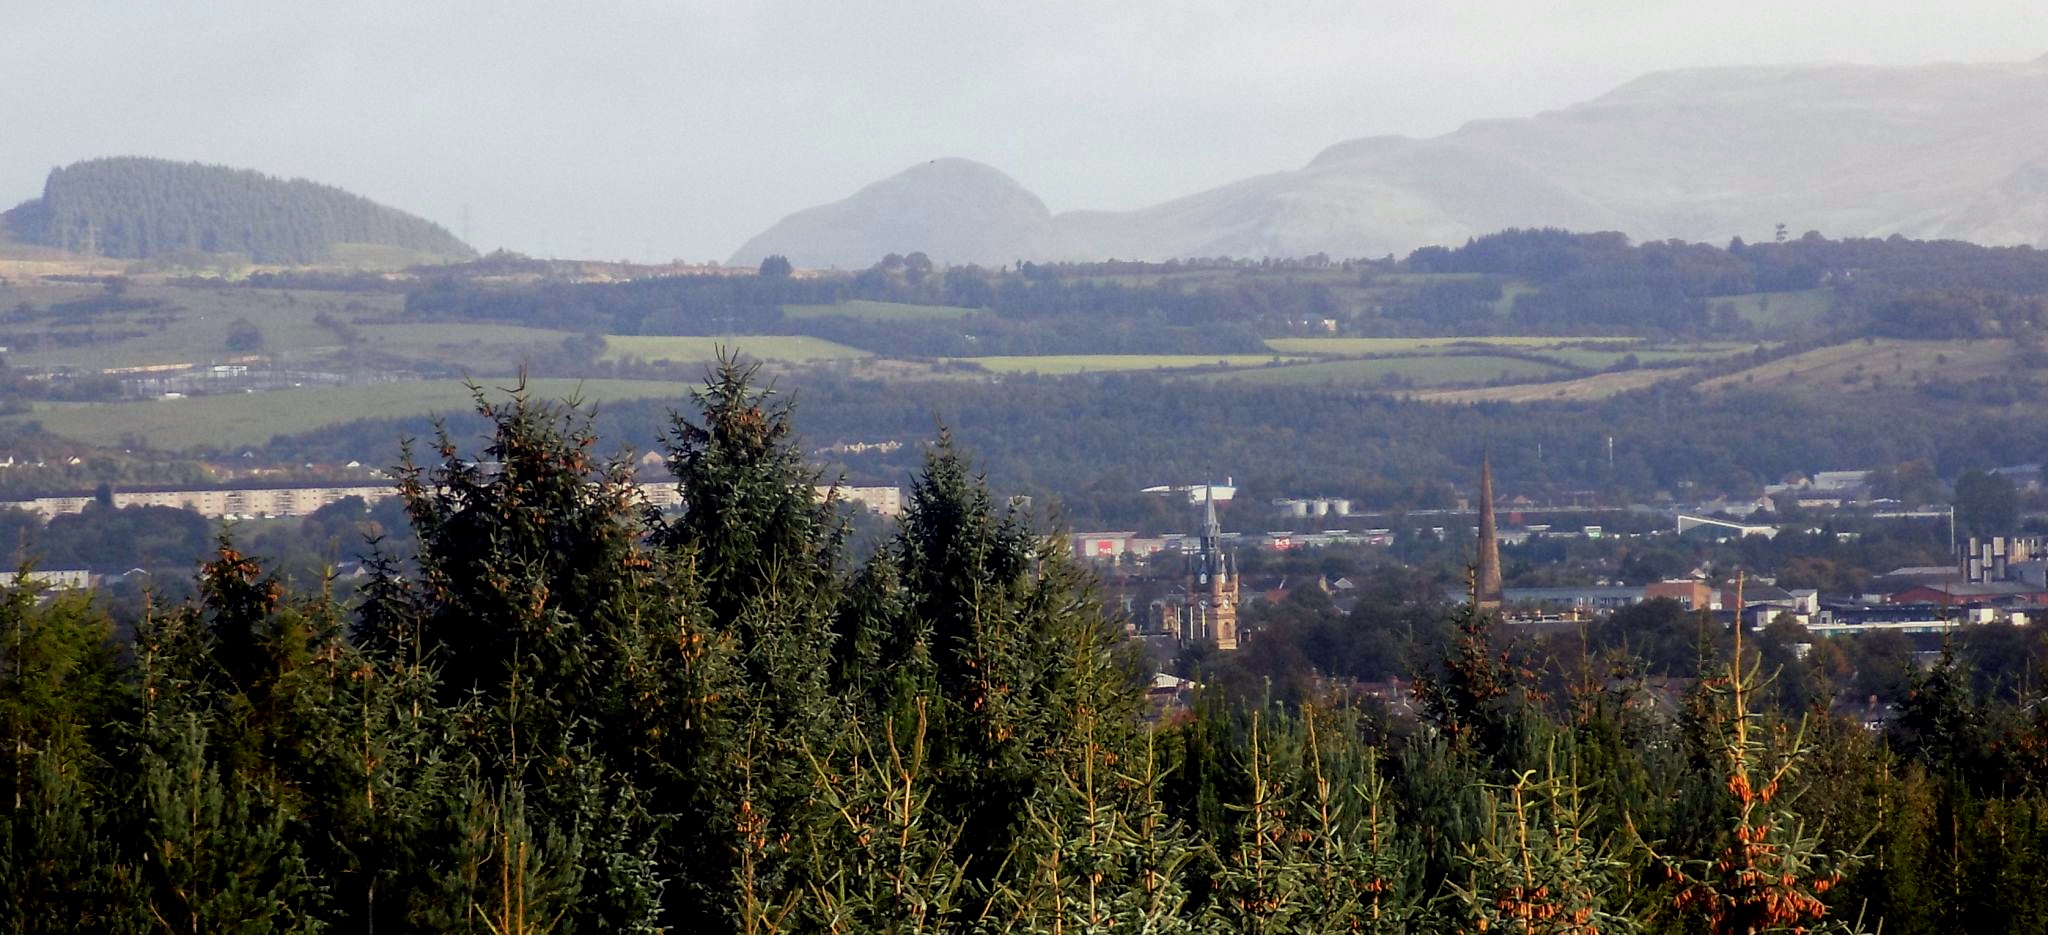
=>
[9,378,694,451]
[1411,368,1693,403]
[1263,336,1637,356]
[0,279,586,373]
[600,334,871,363]
[1189,354,1569,387]
[1697,338,2015,395]
[782,300,983,321]
[957,354,1298,375]
[3,284,400,371]
[354,322,572,363]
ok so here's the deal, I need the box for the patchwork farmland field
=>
[354,322,572,364]
[1408,368,1694,403]
[8,379,694,450]
[1,284,397,370]
[1191,354,1570,387]
[958,354,1297,375]
[600,335,871,363]
[1263,336,1637,356]
[1696,338,2017,394]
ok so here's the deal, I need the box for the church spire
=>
[1184,484,1239,650]
[1476,454,1503,608]
[1202,483,1221,543]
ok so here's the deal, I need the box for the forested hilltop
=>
[5,364,2048,933]
[0,157,474,264]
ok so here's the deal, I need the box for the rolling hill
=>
[732,54,2048,267]
[1,157,476,265]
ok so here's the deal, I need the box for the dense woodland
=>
[1,158,475,264]
[5,365,2048,933]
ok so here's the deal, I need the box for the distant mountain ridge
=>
[2,157,475,264]
[730,158,1056,271]
[732,54,2048,267]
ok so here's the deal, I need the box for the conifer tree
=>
[194,543,469,933]
[784,709,970,934]
[1390,729,1488,907]
[1639,624,1862,935]
[1001,674,1201,933]
[650,356,849,925]
[832,553,920,728]
[1891,646,1987,781]
[1416,600,1539,769]
[654,355,841,743]
[656,356,841,663]
[1203,705,1422,935]
[366,381,652,766]
[0,587,127,933]
[885,430,1146,892]
[1449,751,1635,935]
[0,751,121,934]
[1298,706,1419,935]
[410,776,586,935]
[317,634,462,934]
[357,382,693,931]
[131,712,322,934]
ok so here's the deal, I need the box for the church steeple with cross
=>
[1183,484,1240,650]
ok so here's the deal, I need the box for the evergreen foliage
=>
[3,368,2048,933]
[2,157,475,263]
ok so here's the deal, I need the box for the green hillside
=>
[0,157,476,264]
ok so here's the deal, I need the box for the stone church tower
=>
[1182,486,1240,650]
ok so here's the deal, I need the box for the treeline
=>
[790,313,1264,357]
[1408,227,2048,296]
[392,230,2048,351]
[401,253,1322,353]
[404,270,843,334]
[0,425,218,501]
[1866,288,2048,339]
[248,370,2048,529]
[0,494,403,584]
[0,157,475,263]
[1407,230,1790,335]
[1408,228,2048,336]
[7,366,2048,932]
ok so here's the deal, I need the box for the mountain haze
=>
[729,158,1053,269]
[2,157,476,264]
[732,54,2048,267]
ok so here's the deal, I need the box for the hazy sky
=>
[5,1,2042,261]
